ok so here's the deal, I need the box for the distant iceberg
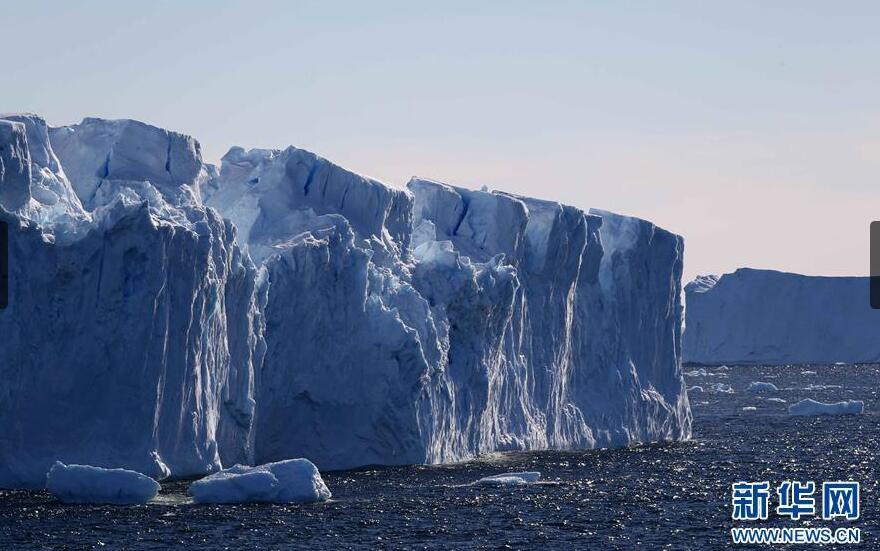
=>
[45,462,159,505]
[683,269,880,365]
[788,399,864,417]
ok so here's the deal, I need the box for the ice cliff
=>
[683,268,880,365]
[0,114,690,488]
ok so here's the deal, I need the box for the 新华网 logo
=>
[732,480,858,521]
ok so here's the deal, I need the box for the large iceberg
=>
[0,113,690,488]
[683,269,880,365]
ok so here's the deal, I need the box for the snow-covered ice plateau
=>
[0,114,690,488]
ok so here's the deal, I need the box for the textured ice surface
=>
[683,269,880,364]
[0,115,260,488]
[188,459,331,504]
[0,114,690,488]
[45,462,160,504]
[788,399,864,416]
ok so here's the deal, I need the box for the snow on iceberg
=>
[0,113,691,487]
[787,399,864,417]
[683,269,880,365]
[747,382,779,393]
[45,461,160,504]
[473,472,542,486]
[189,459,331,504]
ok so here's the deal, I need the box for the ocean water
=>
[2,364,877,550]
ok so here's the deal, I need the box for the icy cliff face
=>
[0,115,260,488]
[0,114,689,487]
[683,268,880,364]
[404,181,689,459]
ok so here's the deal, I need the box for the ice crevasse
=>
[0,114,691,488]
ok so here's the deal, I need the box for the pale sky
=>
[4,0,878,282]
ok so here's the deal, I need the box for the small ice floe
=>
[189,459,331,504]
[708,382,735,394]
[747,382,779,393]
[788,399,864,417]
[742,406,757,411]
[766,397,787,404]
[46,461,160,505]
[685,368,708,377]
[687,386,704,393]
[803,384,842,391]
[472,472,542,486]
[801,370,817,376]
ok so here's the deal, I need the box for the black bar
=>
[872,222,880,309]
[0,220,6,309]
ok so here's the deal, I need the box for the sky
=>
[3,0,878,282]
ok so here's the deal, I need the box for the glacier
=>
[683,269,880,365]
[0,114,690,488]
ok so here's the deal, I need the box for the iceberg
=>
[683,269,880,365]
[45,461,160,504]
[747,382,779,393]
[787,399,864,416]
[0,113,690,488]
[473,472,542,486]
[188,459,331,504]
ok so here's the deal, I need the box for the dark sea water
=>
[2,364,877,550]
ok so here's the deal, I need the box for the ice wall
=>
[683,268,880,365]
[0,114,689,487]
[0,115,260,488]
